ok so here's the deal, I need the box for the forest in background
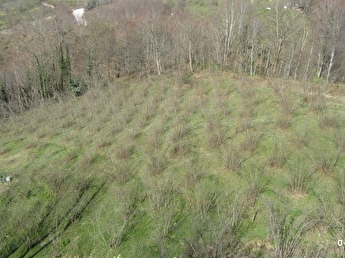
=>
[0,0,345,117]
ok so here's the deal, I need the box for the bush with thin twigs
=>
[310,151,342,174]
[185,191,248,257]
[241,167,270,207]
[213,86,234,117]
[194,179,222,218]
[154,200,190,257]
[205,114,228,149]
[170,138,192,158]
[318,112,342,130]
[334,170,345,207]
[107,160,137,184]
[237,82,256,100]
[267,141,291,168]
[278,91,296,116]
[286,158,315,194]
[331,130,345,152]
[293,129,310,149]
[143,131,168,175]
[169,114,192,157]
[238,84,258,119]
[184,155,208,188]
[221,145,250,173]
[236,117,253,134]
[137,101,156,128]
[144,176,178,214]
[266,198,317,258]
[171,121,190,142]
[145,152,168,176]
[115,142,134,160]
[241,129,264,153]
[273,89,296,130]
[270,80,287,94]
[0,147,10,156]
[145,132,163,155]
[76,150,101,171]
[239,101,257,120]
[302,85,326,113]
[276,114,294,130]
[90,180,146,250]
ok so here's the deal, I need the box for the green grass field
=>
[1,71,345,257]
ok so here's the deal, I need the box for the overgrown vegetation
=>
[0,72,345,256]
[1,0,345,257]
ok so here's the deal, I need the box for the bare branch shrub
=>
[334,170,345,207]
[238,83,258,119]
[144,176,177,214]
[293,129,310,149]
[266,198,317,258]
[278,91,296,116]
[286,158,315,194]
[184,155,208,188]
[237,82,256,100]
[154,200,190,257]
[276,114,293,129]
[194,180,222,218]
[319,112,342,130]
[241,129,264,153]
[301,85,326,113]
[137,100,156,128]
[332,130,345,152]
[145,132,163,155]
[310,151,342,174]
[185,192,248,257]
[91,180,146,250]
[169,118,192,157]
[205,114,227,149]
[107,160,137,184]
[115,142,134,160]
[270,80,287,94]
[145,152,168,176]
[236,117,253,134]
[221,145,250,173]
[170,138,191,158]
[267,141,291,168]
[242,167,270,207]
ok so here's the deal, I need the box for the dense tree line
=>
[0,0,344,117]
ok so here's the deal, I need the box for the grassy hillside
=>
[1,72,345,257]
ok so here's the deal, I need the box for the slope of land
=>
[1,72,345,257]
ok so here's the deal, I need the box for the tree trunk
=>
[188,38,193,73]
[327,47,335,82]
